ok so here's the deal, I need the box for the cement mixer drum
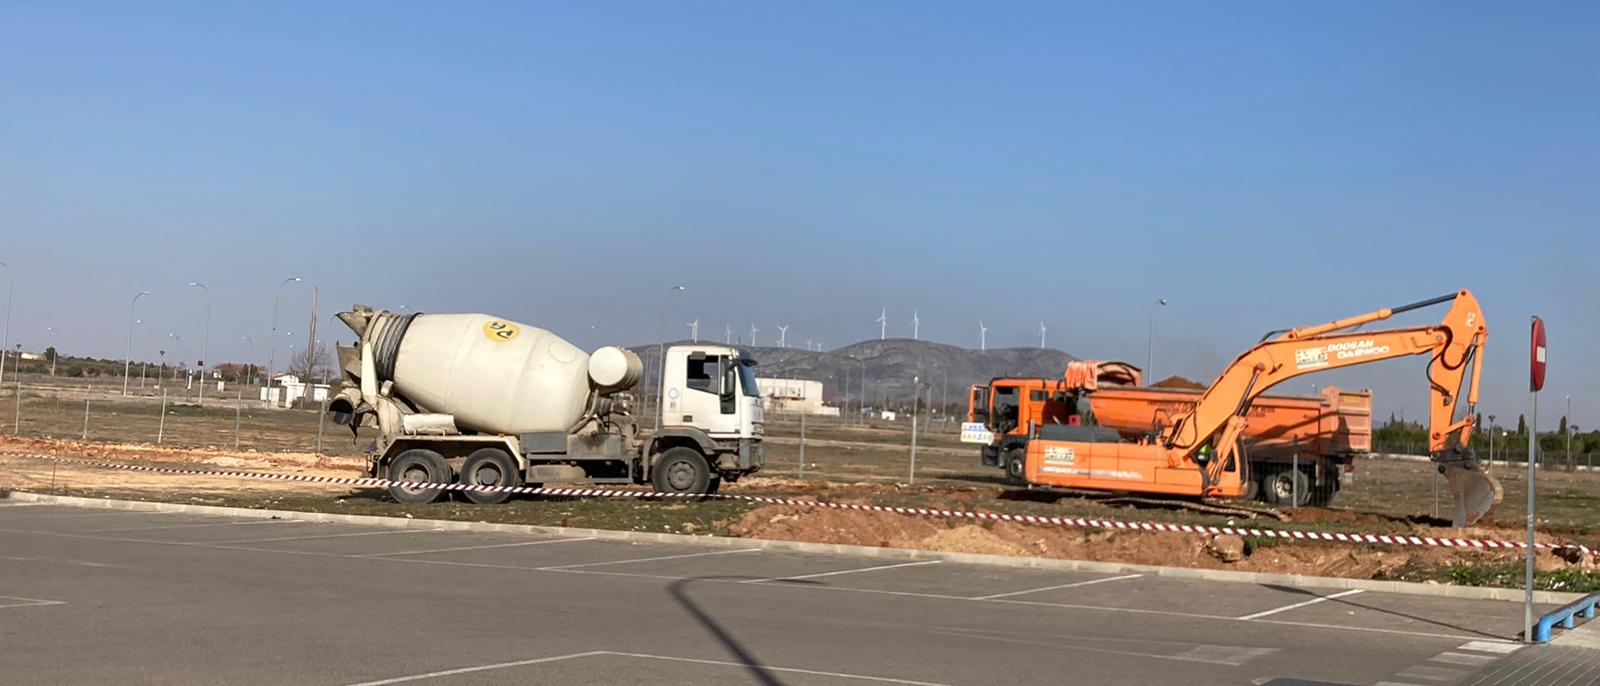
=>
[383,313,593,435]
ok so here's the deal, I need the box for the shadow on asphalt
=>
[670,577,787,685]
[1261,584,1503,639]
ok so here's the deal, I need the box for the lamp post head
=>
[1158,298,1168,306]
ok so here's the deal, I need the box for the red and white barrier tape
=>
[8,451,1595,559]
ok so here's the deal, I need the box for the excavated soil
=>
[723,504,1594,577]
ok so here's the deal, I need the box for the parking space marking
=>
[1429,651,1497,667]
[1395,664,1466,682]
[743,560,942,584]
[1,554,130,569]
[0,509,178,521]
[0,594,67,609]
[207,529,442,544]
[345,650,611,685]
[343,650,956,686]
[973,573,1144,600]
[0,522,1520,644]
[363,537,597,557]
[1457,640,1523,655]
[1236,589,1365,620]
[93,519,292,533]
[539,547,762,570]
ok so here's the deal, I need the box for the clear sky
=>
[1,2,1595,428]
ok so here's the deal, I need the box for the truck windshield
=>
[737,361,760,397]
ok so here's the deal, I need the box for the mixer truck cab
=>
[657,345,765,486]
[326,306,764,505]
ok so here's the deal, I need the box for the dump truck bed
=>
[1089,385,1371,458]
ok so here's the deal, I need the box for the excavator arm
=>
[1159,290,1498,524]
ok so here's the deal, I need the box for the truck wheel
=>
[1263,469,1310,507]
[387,449,452,505]
[460,448,520,505]
[1307,473,1339,507]
[1003,449,1026,485]
[1239,475,1260,502]
[652,447,711,496]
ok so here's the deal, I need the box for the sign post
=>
[1525,316,1546,643]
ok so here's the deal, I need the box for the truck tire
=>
[387,449,453,505]
[652,447,712,496]
[1003,449,1026,485]
[1239,474,1260,502]
[1307,472,1340,507]
[460,448,520,505]
[1262,468,1310,507]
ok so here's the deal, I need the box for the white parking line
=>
[539,547,761,570]
[743,560,941,584]
[974,573,1144,600]
[93,519,290,533]
[1236,589,1365,620]
[363,537,597,557]
[0,594,67,609]
[1457,640,1523,655]
[207,529,440,544]
[342,650,956,686]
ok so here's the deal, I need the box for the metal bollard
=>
[798,413,806,478]
[157,388,167,444]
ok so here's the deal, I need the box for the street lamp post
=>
[123,290,151,396]
[1147,298,1168,386]
[241,336,255,385]
[45,326,55,377]
[188,282,211,405]
[0,262,11,392]
[268,277,302,402]
[655,285,687,432]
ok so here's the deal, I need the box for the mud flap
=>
[1444,465,1504,527]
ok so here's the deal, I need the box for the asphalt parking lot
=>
[0,500,1569,685]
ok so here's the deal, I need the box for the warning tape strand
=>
[7,451,1594,559]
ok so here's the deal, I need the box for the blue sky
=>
[1,2,1595,427]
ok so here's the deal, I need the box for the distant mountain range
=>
[632,338,1088,411]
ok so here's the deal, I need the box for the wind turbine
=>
[876,308,887,340]
[776,324,789,348]
[911,310,920,341]
[749,323,759,347]
[686,319,700,342]
[724,324,733,345]
[979,321,988,351]
[1039,321,1048,349]
[804,338,812,351]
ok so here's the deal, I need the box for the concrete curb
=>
[3,489,1583,605]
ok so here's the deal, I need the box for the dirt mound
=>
[723,504,1580,579]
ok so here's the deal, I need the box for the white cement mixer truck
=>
[326,305,764,504]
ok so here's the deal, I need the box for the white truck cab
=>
[658,345,764,478]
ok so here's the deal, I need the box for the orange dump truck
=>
[963,368,1371,506]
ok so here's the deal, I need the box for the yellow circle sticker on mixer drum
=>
[483,320,520,343]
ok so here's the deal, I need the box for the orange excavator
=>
[1020,290,1501,526]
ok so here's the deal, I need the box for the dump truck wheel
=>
[1263,468,1310,507]
[1239,475,1260,502]
[461,448,520,505]
[388,449,452,505]
[1003,449,1026,485]
[652,447,711,496]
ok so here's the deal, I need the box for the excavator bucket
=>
[1444,465,1503,527]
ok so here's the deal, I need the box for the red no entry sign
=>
[1530,317,1547,392]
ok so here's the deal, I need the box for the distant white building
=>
[262,374,330,408]
[755,377,840,416]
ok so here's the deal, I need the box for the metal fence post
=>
[82,398,90,440]
[158,387,167,444]
[909,412,919,485]
[1433,468,1440,519]
[11,367,20,434]
[1291,450,1299,508]
[315,397,326,455]
[798,413,806,478]
[234,388,242,450]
